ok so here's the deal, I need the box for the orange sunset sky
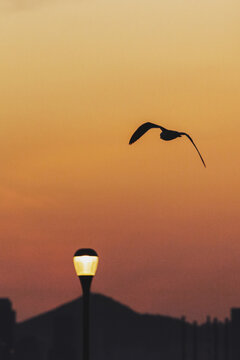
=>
[0,0,240,322]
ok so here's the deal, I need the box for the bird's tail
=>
[181,133,206,167]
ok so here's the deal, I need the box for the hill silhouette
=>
[15,293,189,359]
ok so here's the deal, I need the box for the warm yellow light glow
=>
[73,255,99,276]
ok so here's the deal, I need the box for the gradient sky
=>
[0,0,240,322]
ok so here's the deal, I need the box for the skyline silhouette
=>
[0,294,237,360]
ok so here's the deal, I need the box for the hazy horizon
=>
[16,291,235,325]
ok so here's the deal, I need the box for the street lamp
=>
[73,248,99,360]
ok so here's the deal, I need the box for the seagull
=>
[129,122,206,167]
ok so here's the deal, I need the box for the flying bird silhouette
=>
[129,122,206,167]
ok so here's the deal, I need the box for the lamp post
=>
[73,248,99,360]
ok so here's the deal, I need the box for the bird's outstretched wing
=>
[180,133,206,167]
[129,122,165,144]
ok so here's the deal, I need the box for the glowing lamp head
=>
[73,248,99,277]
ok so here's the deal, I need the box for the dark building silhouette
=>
[230,308,240,360]
[193,320,198,360]
[224,318,229,360]
[15,336,41,360]
[181,316,186,360]
[0,294,238,360]
[0,298,15,360]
